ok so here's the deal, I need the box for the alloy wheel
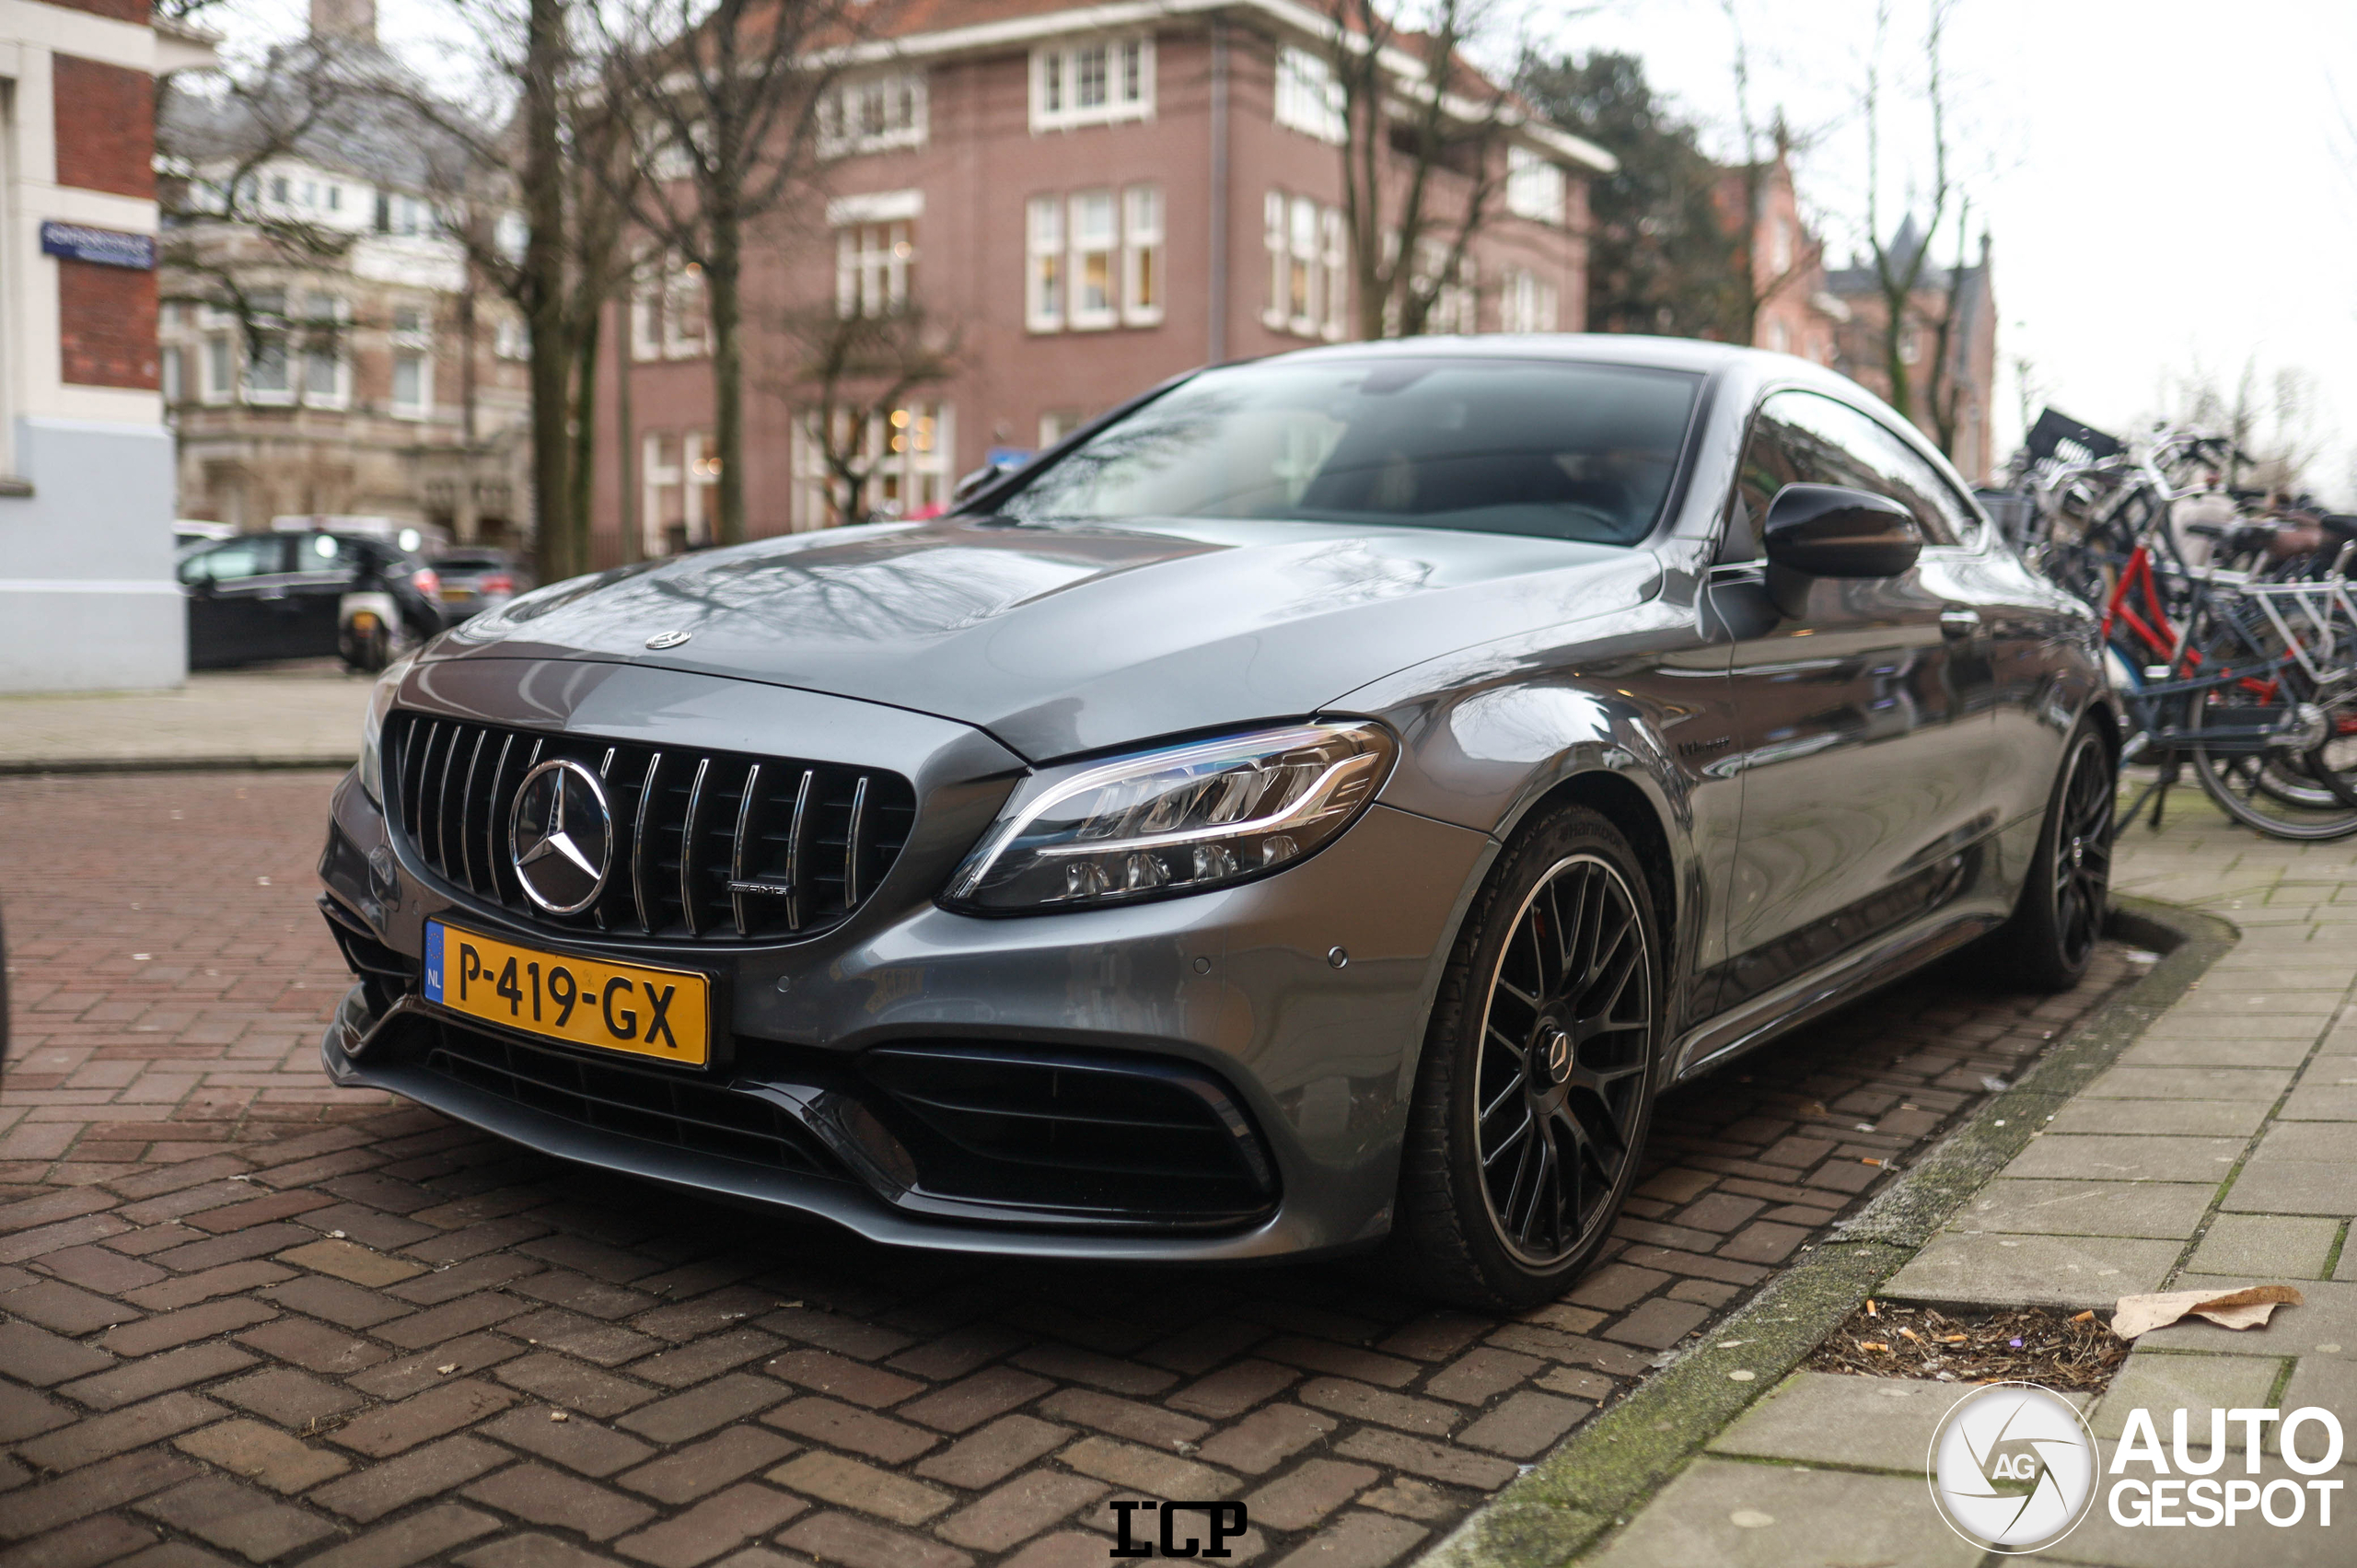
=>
[2051,739,2114,970]
[1472,854,1654,1267]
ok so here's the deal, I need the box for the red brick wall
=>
[55,55,155,200]
[60,260,160,389]
[48,0,148,21]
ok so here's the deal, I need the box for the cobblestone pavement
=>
[0,772,2134,1568]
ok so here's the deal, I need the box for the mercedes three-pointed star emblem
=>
[508,759,614,915]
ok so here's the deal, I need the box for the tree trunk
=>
[616,298,637,563]
[708,219,746,546]
[522,0,574,581]
[566,305,601,570]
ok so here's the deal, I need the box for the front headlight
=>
[943,720,1396,913]
[357,656,412,804]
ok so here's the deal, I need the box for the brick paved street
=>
[0,772,2133,1568]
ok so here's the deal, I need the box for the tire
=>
[1386,804,1663,1309]
[1988,723,2115,993]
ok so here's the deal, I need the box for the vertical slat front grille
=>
[386,710,917,944]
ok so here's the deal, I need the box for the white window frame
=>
[241,291,292,405]
[1501,268,1559,334]
[1506,145,1567,226]
[1121,184,1164,328]
[632,252,709,361]
[1030,34,1154,133]
[1274,46,1346,144]
[794,401,956,528]
[298,292,350,409]
[1068,190,1119,331]
[1027,194,1066,331]
[389,303,433,420]
[835,220,914,319]
[819,69,929,157]
[1320,206,1348,340]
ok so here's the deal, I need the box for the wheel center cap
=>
[1538,1026,1573,1086]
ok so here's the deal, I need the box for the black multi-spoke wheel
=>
[1987,725,2116,992]
[1473,855,1653,1266]
[1388,806,1662,1308]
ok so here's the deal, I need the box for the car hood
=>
[432,517,1664,761]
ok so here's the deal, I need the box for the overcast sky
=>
[218,0,2357,496]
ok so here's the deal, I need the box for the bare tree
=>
[1861,0,1960,436]
[2171,358,2325,493]
[391,0,646,581]
[1715,3,1821,345]
[766,306,958,525]
[595,0,870,546]
[1322,0,1515,340]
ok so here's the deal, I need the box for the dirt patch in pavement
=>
[1805,1300,2130,1390]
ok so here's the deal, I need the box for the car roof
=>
[1256,331,1759,376]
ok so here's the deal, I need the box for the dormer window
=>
[1031,35,1153,132]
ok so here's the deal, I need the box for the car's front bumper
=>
[318,658,1494,1261]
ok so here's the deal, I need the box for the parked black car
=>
[180,530,445,670]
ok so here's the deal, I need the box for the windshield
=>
[994,357,1701,545]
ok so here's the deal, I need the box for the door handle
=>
[1939,609,1982,638]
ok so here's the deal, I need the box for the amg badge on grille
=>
[508,759,614,914]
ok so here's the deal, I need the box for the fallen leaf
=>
[2112,1285,2305,1340]
[436,1365,457,1376]
[549,1410,570,1422]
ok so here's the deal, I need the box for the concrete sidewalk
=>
[1435,787,2357,1567]
[0,661,367,773]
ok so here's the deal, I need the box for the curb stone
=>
[1416,896,2235,1568]
[0,754,354,776]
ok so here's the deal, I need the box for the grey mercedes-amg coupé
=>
[317,337,2116,1307]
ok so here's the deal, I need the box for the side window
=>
[181,538,283,583]
[1720,401,1808,563]
[1769,393,1962,547]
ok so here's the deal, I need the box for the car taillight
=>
[412,568,440,596]
[481,574,514,595]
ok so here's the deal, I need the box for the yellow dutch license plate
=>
[424,921,711,1067]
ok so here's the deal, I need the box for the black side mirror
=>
[1763,484,1922,578]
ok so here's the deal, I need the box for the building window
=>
[793,401,954,529]
[1039,409,1082,448]
[1121,184,1163,327]
[390,304,432,418]
[1070,191,1117,329]
[836,221,914,318]
[1501,269,1559,333]
[203,326,234,404]
[1506,145,1567,226]
[632,253,708,360]
[643,430,719,553]
[299,292,349,408]
[1027,196,1065,331]
[1031,35,1154,132]
[493,315,529,360]
[375,191,431,238]
[161,345,184,405]
[819,70,927,156]
[1264,192,1345,339]
[1029,186,1162,332]
[242,290,291,404]
[1274,46,1346,144]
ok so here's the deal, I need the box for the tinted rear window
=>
[994,358,1701,546]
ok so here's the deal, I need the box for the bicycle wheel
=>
[2184,604,2357,839]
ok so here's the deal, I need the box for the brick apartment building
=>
[0,0,214,691]
[158,0,534,546]
[593,0,1610,560]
